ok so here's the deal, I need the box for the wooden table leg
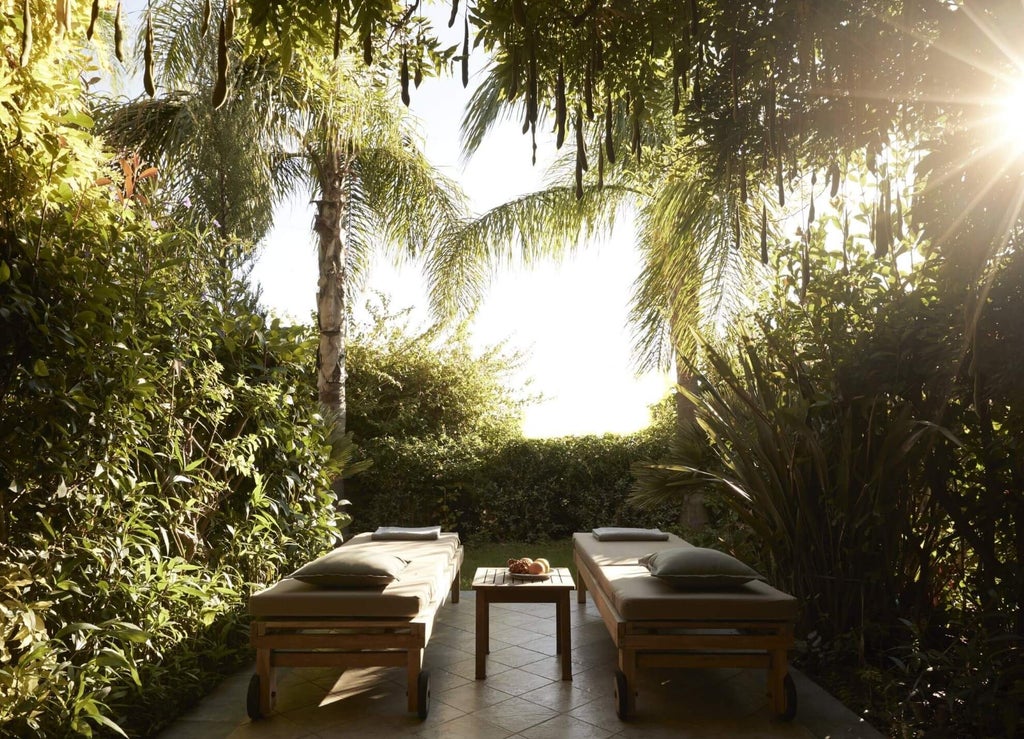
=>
[475,590,488,679]
[557,592,572,680]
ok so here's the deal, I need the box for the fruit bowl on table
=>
[506,556,552,581]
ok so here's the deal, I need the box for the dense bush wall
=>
[0,22,346,735]
[0,221,346,737]
[348,430,679,543]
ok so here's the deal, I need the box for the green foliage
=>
[0,22,347,736]
[346,298,525,445]
[345,305,678,541]
[633,175,1024,735]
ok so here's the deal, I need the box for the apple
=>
[527,561,545,575]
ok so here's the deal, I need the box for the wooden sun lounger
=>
[247,532,463,720]
[572,532,798,720]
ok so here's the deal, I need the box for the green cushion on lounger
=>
[290,548,410,588]
[639,547,766,590]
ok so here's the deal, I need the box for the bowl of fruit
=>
[507,557,552,580]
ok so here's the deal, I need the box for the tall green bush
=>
[0,13,347,734]
[632,202,1024,736]
[345,303,678,540]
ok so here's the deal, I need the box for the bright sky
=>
[247,13,673,438]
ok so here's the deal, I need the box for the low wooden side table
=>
[471,566,576,681]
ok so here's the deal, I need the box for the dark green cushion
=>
[289,548,410,588]
[639,547,765,590]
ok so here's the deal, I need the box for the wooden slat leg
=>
[256,646,276,716]
[407,649,423,713]
[451,567,461,603]
[618,648,637,716]
[558,592,572,680]
[768,649,787,716]
[475,591,488,679]
[576,556,587,604]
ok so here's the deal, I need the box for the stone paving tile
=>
[157,594,883,739]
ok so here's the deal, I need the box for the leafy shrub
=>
[345,307,678,541]
[0,41,347,733]
[632,197,1024,736]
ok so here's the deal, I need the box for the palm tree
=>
[444,65,777,527]
[450,65,770,398]
[97,1,467,429]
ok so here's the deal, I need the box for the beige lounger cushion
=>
[250,533,461,619]
[594,564,797,621]
[573,532,797,622]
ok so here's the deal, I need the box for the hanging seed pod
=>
[760,204,768,264]
[531,120,537,165]
[225,0,235,42]
[689,0,699,36]
[575,152,584,200]
[88,0,100,40]
[584,58,594,120]
[414,60,423,88]
[598,147,604,189]
[575,109,587,167]
[808,196,815,226]
[555,63,566,149]
[739,155,747,203]
[776,152,784,207]
[448,0,459,27]
[144,14,156,97]
[730,47,739,122]
[522,102,530,134]
[20,0,31,67]
[692,66,702,109]
[114,1,124,63]
[866,145,876,175]
[363,25,373,65]
[829,161,840,197]
[201,0,212,36]
[401,48,410,106]
[509,46,519,99]
[461,15,469,87]
[333,4,342,58]
[631,96,641,161]
[212,16,228,109]
[527,43,537,124]
[605,92,615,164]
[734,209,741,250]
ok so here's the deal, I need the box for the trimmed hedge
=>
[347,427,680,543]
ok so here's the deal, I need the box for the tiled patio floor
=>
[158,592,881,739]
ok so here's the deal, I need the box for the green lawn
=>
[459,538,576,590]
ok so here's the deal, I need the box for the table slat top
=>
[472,566,575,589]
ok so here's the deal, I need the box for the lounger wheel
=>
[246,674,262,720]
[780,673,797,721]
[417,670,431,719]
[614,670,631,719]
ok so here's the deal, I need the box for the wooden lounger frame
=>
[574,546,796,720]
[248,558,461,719]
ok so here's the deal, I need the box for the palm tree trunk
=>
[313,152,352,428]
